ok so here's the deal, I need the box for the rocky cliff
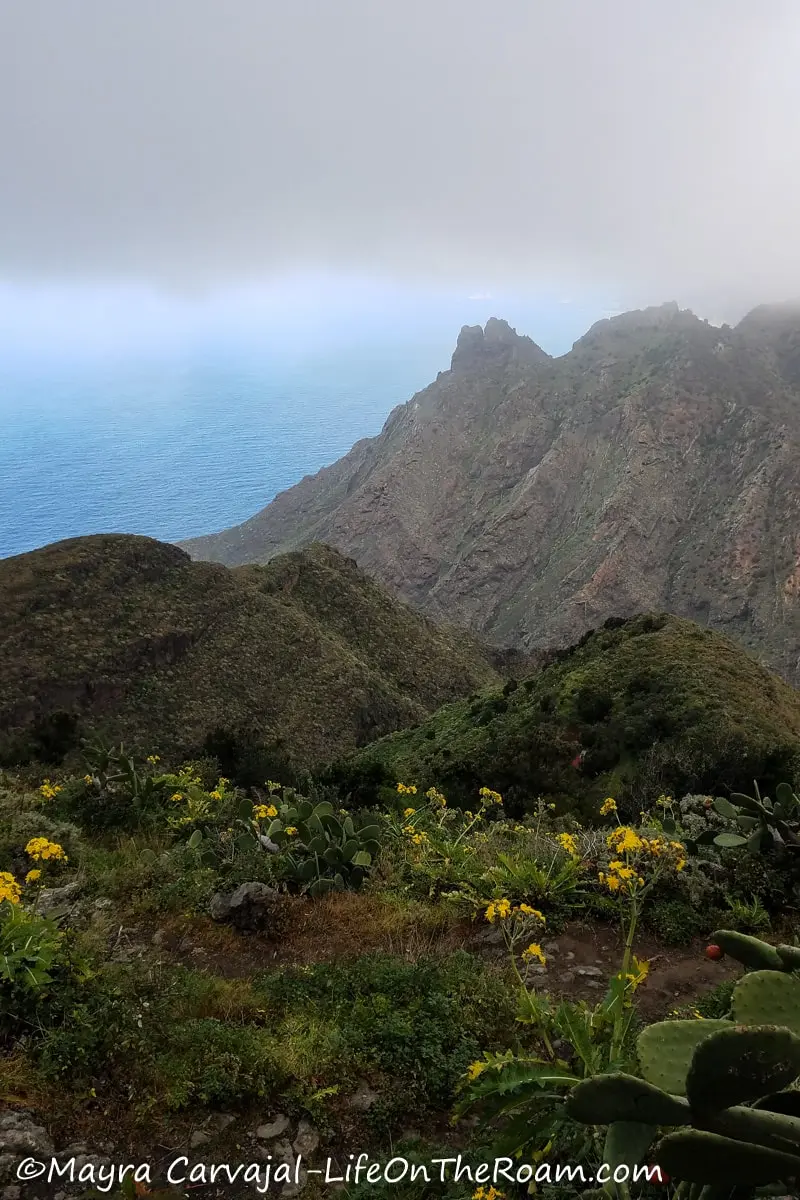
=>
[181,304,800,684]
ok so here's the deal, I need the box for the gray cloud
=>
[1,0,799,316]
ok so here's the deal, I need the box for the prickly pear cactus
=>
[686,1025,800,1111]
[566,1072,689,1125]
[654,1130,800,1186]
[732,970,800,1035]
[710,929,784,970]
[636,1019,730,1094]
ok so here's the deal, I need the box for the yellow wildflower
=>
[600,797,617,816]
[39,779,62,801]
[556,832,579,857]
[467,1061,487,1081]
[517,905,546,923]
[209,790,222,801]
[146,755,160,765]
[253,804,277,820]
[425,787,447,807]
[478,787,503,805]
[485,898,512,923]
[599,871,621,893]
[170,792,184,803]
[522,942,547,966]
[411,832,428,846]
[397,782,418,795]
[403,807,416,818]
[628,956,650,988]
[607,827,643,854]
[25,837,67,862]
[83,774,93,785]
[25,869,42,884]
[285,826,298,836]
[0,872,21,905]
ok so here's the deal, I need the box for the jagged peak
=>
[450,317,549,372]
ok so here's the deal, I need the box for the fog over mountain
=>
[2,0,800,318]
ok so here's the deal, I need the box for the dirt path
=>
[124,893,741,1018]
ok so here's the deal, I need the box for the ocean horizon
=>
[1,288,614,560]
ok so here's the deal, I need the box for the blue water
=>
[0,288,612,561]
[0,339,456,559]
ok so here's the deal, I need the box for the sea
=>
[0,286,610,560]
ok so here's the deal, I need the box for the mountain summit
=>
[181,306,800,684]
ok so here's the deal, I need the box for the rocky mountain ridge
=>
[182,302,800,684]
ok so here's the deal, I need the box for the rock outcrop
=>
[181,303,800,685]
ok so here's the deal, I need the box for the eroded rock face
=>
[182,305,800,685]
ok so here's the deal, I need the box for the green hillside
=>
[336,613,800,814]
[0,535,499,769]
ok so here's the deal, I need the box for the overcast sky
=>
[1,0,799,321]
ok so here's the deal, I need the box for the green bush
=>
[0,901,81,1036]
[254,951,515,1115]
[155,1020,280,1110]
[643,896,718,946]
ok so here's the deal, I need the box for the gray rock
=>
[576,965,604,977]
[292,1119,319,1158]
[208,882,285,933]
[36,881,83,915]
[0,1111,55,1182]
[255,1115,290,1140]
[2,1185,21,1200]
[348,1081,379,1111]
[207,1113,236,1133]
[189,1130,210,1148]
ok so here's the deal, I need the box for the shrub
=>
[643,896,718,946]
[0,901,79,1036]
[253,952,515,1116]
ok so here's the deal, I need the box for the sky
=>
[2,0,800,349]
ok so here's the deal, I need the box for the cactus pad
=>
[777,945,800,972]
[602,1120,656,1170]
[637,1019,730,1095]
[710,930,784,970]
[566,1073,689,1125]
[707,1100,800,1154]
[686,1025,800,1111]
[654,1129,800,1186]
[732,970,800,1035]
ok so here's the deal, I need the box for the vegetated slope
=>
[0,534,500,766]
[182,304,800,686]
[333,613,800,815]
